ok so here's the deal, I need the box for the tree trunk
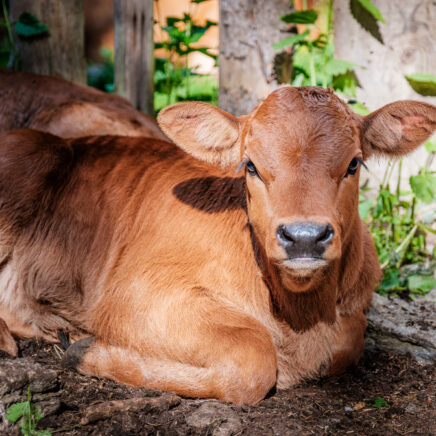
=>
[334,0,436,109]
[114,0,154,116]
[9,0,86,84]
[334,0,436,185]
[219,0,291,116]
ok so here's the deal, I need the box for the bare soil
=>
[1,337,435,436]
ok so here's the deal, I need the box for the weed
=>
[359,140,436,298]
[154,0,217,112]
[6,387,51,436]
[0,0,47,69]
[371,397,391,409]
[87,47,114,93]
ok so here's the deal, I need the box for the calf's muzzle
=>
[276,222,334,259]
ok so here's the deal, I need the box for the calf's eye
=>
[345,158,360,178]
[246,161,258,176]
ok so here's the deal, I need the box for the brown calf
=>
[0,87,434,404]
[0,68,165,139]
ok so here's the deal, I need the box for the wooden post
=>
[114,0,154,116]
[9,0,86,83]
[219,0,291,116]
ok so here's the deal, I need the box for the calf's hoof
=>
[62,336,95,370]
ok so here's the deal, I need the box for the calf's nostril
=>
[277,224,294,243]
[317,224,334,244]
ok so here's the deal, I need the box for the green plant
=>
[154,0,217,111]
[273,0,384,102]
[404,72,436,97]
[0,0,47,69]
[371,397,390,409]
[6,388,51,436]
[87,47,114,93]
[359,140,436,298]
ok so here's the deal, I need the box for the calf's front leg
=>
[64,290,277,405]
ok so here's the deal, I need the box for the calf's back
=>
[0,68,166,139]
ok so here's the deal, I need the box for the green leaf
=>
[422,224,436,235]
[33,405,44,421]
[408,274,436,293]
[357,0,385,23]
[359,199,374,220]
[6,402,28,423]
[273,31,309,50]
[409,173,436,203]
[332,71,360,97]
[186,31,206,44]
[404,73,436,97]
[15,12,48,37]
[325,58,355,76]
[312,34,328,49]
[350,0,383,43]
[166,16,181,26]
[425,140,436,153]
[280,10,318,24]
[371,397,390,409]
[349,100,370,116]
[191,0,210,3]
[378,269,403,293]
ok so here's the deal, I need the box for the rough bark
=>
[219,0,291,116]
[334,0,436,109]
[114,0,154,116]
[9,0,86,84]
[334,0,436,185]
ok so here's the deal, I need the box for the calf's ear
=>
[360,100,436,159]
[158,102,241,168]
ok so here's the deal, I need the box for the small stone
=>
[404,403,420,415]
[185,402,242,436]
[344,406,353,412]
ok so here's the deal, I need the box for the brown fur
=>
[0,318,17,356]
[0,68,166,139]
[0,86,434,404]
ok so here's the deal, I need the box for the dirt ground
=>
[1,337,435,436]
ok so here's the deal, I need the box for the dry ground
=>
[1,337,435,436]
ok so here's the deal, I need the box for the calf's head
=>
[159,87,436,291]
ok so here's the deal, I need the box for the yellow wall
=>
[154,0,218,74]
